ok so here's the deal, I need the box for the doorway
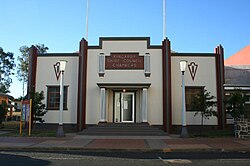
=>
[114,92,135,123]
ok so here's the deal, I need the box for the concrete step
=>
[85,126,163,129]
[78,123,167,136]
[79,132,166,136]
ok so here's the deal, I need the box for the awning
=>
[96,82,151,89]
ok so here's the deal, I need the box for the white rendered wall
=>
[36,56,79,124]
[86,40,163,125]
[171,56,218,125]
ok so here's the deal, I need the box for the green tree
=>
[0,101,8,128]
[0,47,15,93]
[17,46,29,84]
[192,89,217,134]
[226,90,245,119]
[17,44,48,97]
[30,91,47,123]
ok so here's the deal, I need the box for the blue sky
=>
[1,0,250,98]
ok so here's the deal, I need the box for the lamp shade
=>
[59,60,67,72]
[180,60,187,72]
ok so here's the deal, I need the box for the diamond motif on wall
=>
[54,62,61,81]
[188,62,198,81]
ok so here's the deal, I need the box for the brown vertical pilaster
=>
[27,45,38,98]
[28,45,38,126]
[77,38,88,131]
[162,38,172,133]
[215,45,225,130]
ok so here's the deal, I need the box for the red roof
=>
[225,45,250,66]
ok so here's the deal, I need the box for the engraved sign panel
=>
[105,53,144,70]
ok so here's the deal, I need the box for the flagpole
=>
[85,0,89,40]
[163,0,166,40]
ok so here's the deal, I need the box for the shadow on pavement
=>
[0,153,51,166]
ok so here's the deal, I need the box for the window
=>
[144,53,151,77]
[99,53,105,77]
[185,86,204,111]
[47,86,68,110]
[245,93,250,104]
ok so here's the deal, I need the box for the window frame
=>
[144,53,151,77]
[185,86,205,112]
[99,53,105,77]
[46,85,69,110]
[245,93,250,104]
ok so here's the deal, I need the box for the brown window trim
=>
[46,85,69,111]
[185,86,205,112]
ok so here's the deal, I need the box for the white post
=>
[85,0,89,40]
[163,0,166,39]
[142,88,148,123]
[180,60,188,138]
[57,60,67,137]
[181,72,186,126]
[100,88,106,122]
[59,71,64,125]
[56,70,65,137]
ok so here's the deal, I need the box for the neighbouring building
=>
[28,37,225,133]
[0,92,16,121]
[224,45,250,120]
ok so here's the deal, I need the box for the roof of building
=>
[224,45,250,85]
[225,66,250,85]
[225,45,250,66]
[0,92,14,100]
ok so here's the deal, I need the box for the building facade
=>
[224,45,250,120]
[28,37,225,133]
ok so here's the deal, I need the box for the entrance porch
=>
[97,83,151,124]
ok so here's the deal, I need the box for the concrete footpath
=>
[0,133,250,152]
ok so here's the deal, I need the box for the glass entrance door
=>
[114,92,134,123]
[121,93,134,122]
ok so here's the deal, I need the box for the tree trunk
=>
[0,118,4,129]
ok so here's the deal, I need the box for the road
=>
[0,150,250,166]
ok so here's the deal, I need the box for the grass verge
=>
[0,121,56,137]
